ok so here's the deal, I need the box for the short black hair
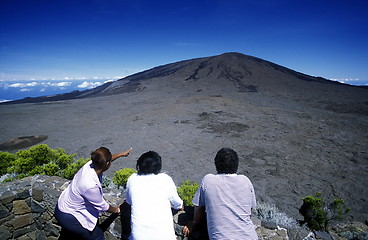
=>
[214,148,239,174]
[91,147,112,169]
[136,151,162,175]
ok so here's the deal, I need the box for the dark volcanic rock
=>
[0,52,367,223]
[0,135,48,151]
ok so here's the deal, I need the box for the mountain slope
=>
[1,52,367,221]
[101,52,342,95]
[5,52,367,115]
[99,52,367,115]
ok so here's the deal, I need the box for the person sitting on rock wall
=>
[55,146,132,240]
[183,148,258,240]
[125,151,183,240]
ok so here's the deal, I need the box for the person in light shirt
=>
[55,146,132,240]
[125,151,183,240]
[183,148,258,240]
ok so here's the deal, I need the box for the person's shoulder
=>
[78,160,95,179]
[125,173,137,188]
[158,172,174,180]
[128,172,138,179]
[236,174,253,183]
[203,173,216,178]
[80,160,93,171]
[202,173,216,181]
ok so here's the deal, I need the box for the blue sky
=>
[1,0,368,85]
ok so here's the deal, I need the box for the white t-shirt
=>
[193,173,258,240]
[126,173,183,240]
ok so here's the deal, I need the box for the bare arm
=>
[183,205,206,236]
[111,148,132,162]
[193,205,205,226]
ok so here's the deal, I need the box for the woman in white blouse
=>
[125,151,183,240]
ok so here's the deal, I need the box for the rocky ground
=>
[1,175,366,240]
[1,53,367,224]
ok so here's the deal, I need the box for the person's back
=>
[196,173,257,239]
[125,151,183,240]
[190,148,258,240]
[58,160,106,229]
[55,147,131,239]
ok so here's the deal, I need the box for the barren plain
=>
[1,53,367,222]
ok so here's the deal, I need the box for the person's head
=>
[91,147,112,172]
[136,151,162,175]
[214,148,239,174]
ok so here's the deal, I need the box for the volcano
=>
[1,52,367,222]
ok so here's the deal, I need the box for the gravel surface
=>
[1,53,367,222]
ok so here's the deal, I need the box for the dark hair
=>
[136,151,162,175]
[91,147,112,169]
[214,148,239,174]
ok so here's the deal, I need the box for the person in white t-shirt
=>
[183,148,258,240]
[126,151,183,240]
[55,146,132,240]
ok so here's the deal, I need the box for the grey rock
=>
[31,200,44,213]
[31,188,43,202]
[0,225,11,240]
[0,191,15,205]
[314,231,334,240]
[13,223,36,238]
[36,229,47,240]
[262,221,278,230]
[15,189,31,199]
[0,204,10,219]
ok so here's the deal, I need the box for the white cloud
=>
[20,88,32,92]
[42,82,72,87]
[330,78,368,86]
[77,81,103,89]
[9,82,38,88]
[1,78,118,93]
[331,78,360,83]
[5,81,73,88]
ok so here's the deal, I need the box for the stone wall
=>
[1,175,363,240]
[0,175,127,240]
[0,175,68,240]
[0,175,293,240]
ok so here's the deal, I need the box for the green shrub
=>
[177,180,199,207]
[61,157,90,180]
[0,152,16,175]
[1,144,88,181]
[299,192,351,231]
[112,168,136,188]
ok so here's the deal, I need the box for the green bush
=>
[299,192,351,231]
[177,180,199,207]
[61,157,90,180]
[1,144,88,181]
[0,152,16,175]
[112,168,136,188]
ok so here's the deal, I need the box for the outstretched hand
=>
[112,147,133,162]
[122,147,133,157]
